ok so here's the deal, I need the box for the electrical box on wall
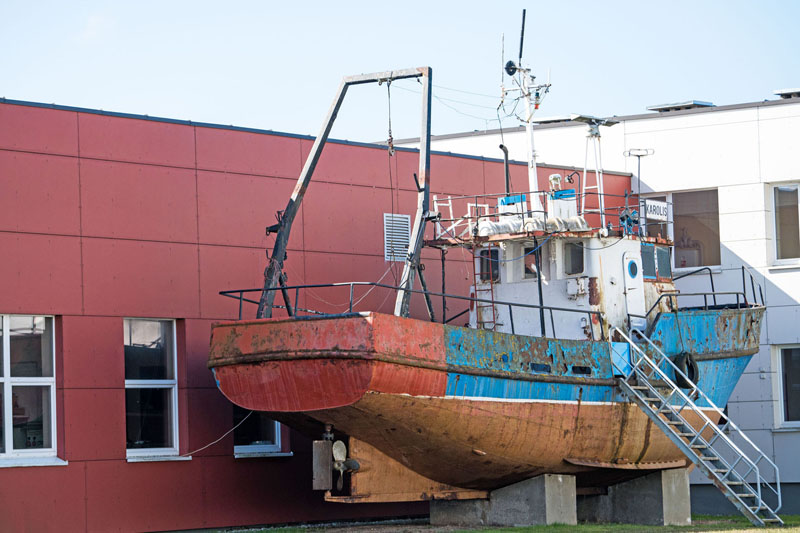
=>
[566,277,588,299]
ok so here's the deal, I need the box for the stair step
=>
[735,493,756,498]
[677,432,696,437]
[690,444,708,449]
[712,469,729,474]
[762,518,782,523]
[700,455,720,461]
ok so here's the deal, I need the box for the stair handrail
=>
[613,327,781,514]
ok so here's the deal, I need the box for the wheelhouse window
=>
[781,347,800,423]
[124,319,178,456]
[233,405,281,455]
[774,186,800,260]
[479,249,499,282]
[564,242,584,275]
[523,247,538,279]
[673,190,720,268]
[0,315,56,457]
[641,244,656,279]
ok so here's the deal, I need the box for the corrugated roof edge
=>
[393,95,800,144]
[0,98,631,176]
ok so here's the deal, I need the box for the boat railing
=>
[220,282,606,341]
[671,265,764,307]
[433,189,652,240]
[628,290,756,329]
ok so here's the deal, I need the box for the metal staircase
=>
[611,327,783,527]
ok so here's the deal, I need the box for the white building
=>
[399,90,800,513]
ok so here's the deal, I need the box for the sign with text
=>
[643,199,669,222]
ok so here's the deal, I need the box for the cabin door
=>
[622,251,647,330]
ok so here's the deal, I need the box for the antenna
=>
[518,9,526,66]
[500,33,505,86]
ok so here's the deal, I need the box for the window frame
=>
[124,318,179,459]
[771,184,800,266]
[232,406,283,457]
[478,249,500,282]
[642,190,723,274]
[563,241,584,276]
[776,344,800,429]
[0,315,58,460]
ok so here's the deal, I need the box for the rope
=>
[180,410,253,457]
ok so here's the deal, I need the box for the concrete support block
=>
[430,474,576,527]
[578,468,691,526]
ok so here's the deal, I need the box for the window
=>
[780,346,800,424]
[124,319,178,456]
[523,247,538,279]
[641,244,656,279]
[656,246,672,278]
[0,316,56,458]
[383,213,411,262]
[233,405,282,455]
[673,190,720,268]
[774,186,800,260]
[479,249,499,282]
[564,242,584,275]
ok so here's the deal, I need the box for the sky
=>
[2,1,799,144]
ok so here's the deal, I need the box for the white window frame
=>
[775,344,800,429]
[124,318,179,459]
[642,190,723,274]
[233,409,284,458]
[0,315,58,460]
[771,183,800,266]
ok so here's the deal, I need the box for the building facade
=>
[0,99,632,531]
[401,94,800,512]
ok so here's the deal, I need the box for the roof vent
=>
[774,88,800,99]
[646,100,714,113]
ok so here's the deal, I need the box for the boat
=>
[207,62,782,525]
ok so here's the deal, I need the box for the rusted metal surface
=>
[209,308,762,491]
[313,440,333,490]
[324,438,487,503]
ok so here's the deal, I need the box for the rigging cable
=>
[180,410,253,457]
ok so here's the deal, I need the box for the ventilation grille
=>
[384,213,411,262]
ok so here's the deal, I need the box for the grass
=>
[455,514,800,532]
[245,514,800,532]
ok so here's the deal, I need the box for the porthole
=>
[628,260,638,278]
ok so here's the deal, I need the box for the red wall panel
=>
[81,238,200,318]
[195,126,303,178]
[196,170,302,249]
[78,114,195,168]
[86,459,204,532]
[185,319,217,388]
[80,159,199,242]
[0,151,81,235]
[0,104,78,156]
[315,142,398,188]
[0,463,86,533]
[302,181,390,256]
[61,315,124,389]
[64,389,126,461]
[0,232,83,315]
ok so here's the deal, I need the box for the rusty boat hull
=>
[209,309,762,491]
